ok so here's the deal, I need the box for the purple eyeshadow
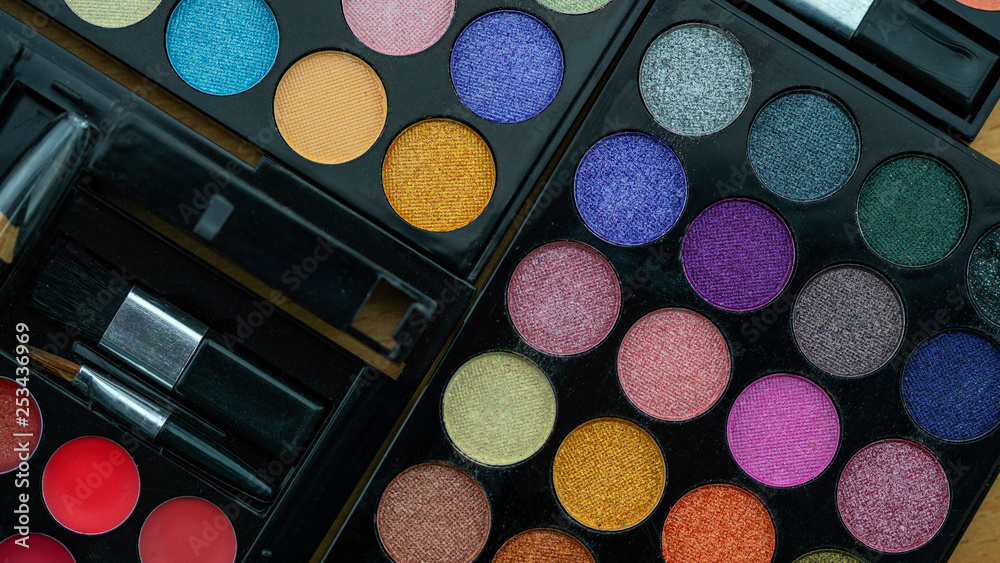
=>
[681,198,794,311]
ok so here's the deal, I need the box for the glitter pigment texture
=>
[507,242,621,355]
[0,377,41,473]
[65,0,161,28]
[793,549,864,563]
[382,119,495,232]
[574,132,687,246]
[902,331,1000,441]
[165,0,279,96]
[617,308,730,421]
[492,528,595,563]
[139,497,237,563]
[967,224,1000,325]
[682,198,795,311]
[552,418,665,530]
[661,484,775,563]
[857,155,968,267]
[792,264,904,377]
[748,90,859,201]
[42,436,140,535]
[639,23,752,136]
[442,352,556,466]
[343,0,454,56]
[837,439,949,552]
[727,374,840,487]
[274,51,387,165]
[377,462,490,563]
[534,0,611,14]
[451,11,563,123]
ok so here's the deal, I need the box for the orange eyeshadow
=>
[661,484,775,563]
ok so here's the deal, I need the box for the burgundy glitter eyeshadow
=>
[681,198,795,312]
[506,241,621,356]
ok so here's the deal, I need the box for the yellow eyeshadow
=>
[442,352,556,466]
[65,0,161,28]
[553,417,665,530]
[274,51,387,165]
[382,118,495,232]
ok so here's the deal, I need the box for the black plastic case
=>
[327,0,1000,561]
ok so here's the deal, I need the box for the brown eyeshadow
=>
[492,528,594,563]
[376,462,491,563]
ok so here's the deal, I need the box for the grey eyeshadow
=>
[969,224,1000,326]
[748,90,860,201]
[792,265,904,378]
[639,23,752,137]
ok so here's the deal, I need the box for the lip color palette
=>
[17,0,649,277]
[325,0,1000,560]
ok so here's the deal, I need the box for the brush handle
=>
[158,415,275,501]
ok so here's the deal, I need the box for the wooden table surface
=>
[2,0,999,558]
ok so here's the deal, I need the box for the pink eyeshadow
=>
[837,439,950,553]
[617,308,730,421]
[507,241,621,356]
[343,0,455,56]
[727,374,839,487]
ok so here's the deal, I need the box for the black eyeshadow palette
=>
[326,0,1000,561]
[0,8,478,561]
[12,0,650,277]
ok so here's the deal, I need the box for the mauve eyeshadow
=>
[837,439,949,553]
[376,462,491,563]
[682,198,794,311]
[507,241,621,356]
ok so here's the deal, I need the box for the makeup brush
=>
[30,241,326,456]
[28,346,275,500]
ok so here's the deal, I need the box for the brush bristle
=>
[29,242,132,341]
[26,346,79,383]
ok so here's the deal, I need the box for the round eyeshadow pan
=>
[955,0,1000,8]
[0,533,75,562]
[617,308,730,421]
[793,550,864,563]
[138,497,237,563]
[165,0,278,96]
[661,484,775,563]
[857,155,968,267]
[534,0,612,14]
[967,223,1000,325]
[792,264,904,377]
[42,436,140,535]
[681,198,795,312]
[274,51,387,165]
[727,374,840,487]
[552,417,665,530]
[383,119,495,232]
[902,330,1000,441]
[506,241,620,356]
[0,376,42,473]
[574,132,687,246]
[837,439,949,552]
[450,10,563,123]
[492,528,594,563]
[376,462,490,563]
[748,90,859,201]
[639,23,752,136]
[343,0,455,56]
[65,0,160,28]
[442,352,556,466]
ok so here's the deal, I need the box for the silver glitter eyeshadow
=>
[639,23,752,136]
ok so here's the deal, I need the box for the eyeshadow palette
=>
[15,0,649,276]
[325,0,1000,561]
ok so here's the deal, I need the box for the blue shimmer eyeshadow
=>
[450,10,563,124]
[902,331,1000,441]
[166,0,279,96]
[574,132,687,246]
[748,90,860,202]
